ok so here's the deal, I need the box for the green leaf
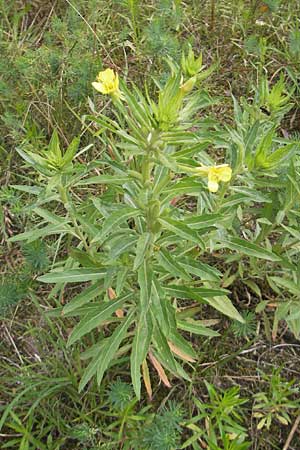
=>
[76,175,129,186]
[152,319,178,373]
[67,293,131,346]
[61,136,80,166]
[96,310,134,385]
[33,207,67,225]
[222,237,281,262]
[121,82,153,131]
[151,278,172,334]
[269,276,299,296]
[265,143,297,169]
[162,178,205,197]
[165,285,229,299]
[159,217,203,246]
[48,129,62,160]
[174,141,210,159]
[179,258,221,281]
[9,223,72,243]
[138,261,153,310]
[131,260,154,397]
[133,232,152,271]
[88,113,120,133]
[177,319,220,337]
[161,130,203,145]
[184,213,224,229]
[63,282,103,315]
[229,187,271,203]
[78,341,106,392]
[16,147,52,175]
[38,268,107,284]
[12,185,42,195]
[205,296,244,322]
[157,249,191,281]
[92,206,141,244]
[281,224,300,241]
[165,284,243,321]
[109,234,137,259]
[131,311,153,399]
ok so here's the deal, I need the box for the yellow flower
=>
[92,68,121,98]
[196,164,232,193]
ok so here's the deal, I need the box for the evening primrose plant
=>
[10,54,285,398]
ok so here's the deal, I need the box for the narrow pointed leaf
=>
[157,249,191,281]
[222,237,281,261]
[38,268,107,284]
[134,232,152,271]
[92,207,140,244]
[159,217,203,246]
[67,293,131,346]
[63,282,103,315]
[96,310,134,385]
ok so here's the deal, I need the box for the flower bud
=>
[180,76,197,94]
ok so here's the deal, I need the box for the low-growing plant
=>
[253,368,300,430]
[183,382,249,448]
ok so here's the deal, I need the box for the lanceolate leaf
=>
[109,234,137,259]
[152,319,178,374]
[179,258,221,281]
[222,237,281,262]
[63,282,103,315]
[168,331,197,361]
[157,249,191,281]
[138,261,153,310]
[131,311,153,399]
[67,293,131,346]
[9,223,73,243]
[184,213,224,229]
[159,217,204,246]
[78,341,106,392]
[62,136,80,167]
[131,260,154,399]
[38,268,107,284]
[133,232,152,271]
[162,179,205,197]
[96,310,134,385]
[76,175,129,186]
[165,285,229,299]
[165,284,243,322]
[92,207,141,244]
[269,276,299,296]
[151,278,172,334]
[205,296,244,322]
[178,319,220,337]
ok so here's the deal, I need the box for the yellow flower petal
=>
[196,163,232,193]
[92,68,120,96]
[207,179,219,192]
[207,168,218,182]
[216,165,232,182]
[92,81,105,93]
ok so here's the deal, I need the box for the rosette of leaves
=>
[11,54,284,399]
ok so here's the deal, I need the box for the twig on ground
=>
[283,414,300,450]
